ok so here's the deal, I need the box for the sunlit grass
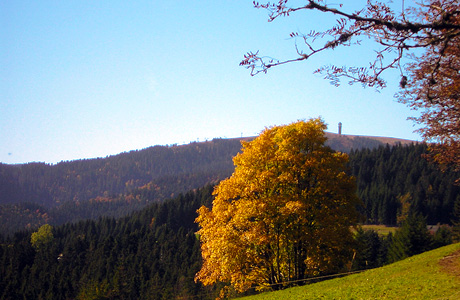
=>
[360,224,398,236]
[237,243,460,300]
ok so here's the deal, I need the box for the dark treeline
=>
[0,186,221,300]
[349,143,460,225]
[352,213,453,272]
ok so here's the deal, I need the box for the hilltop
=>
[242,132,415,153]
[324,132,416,153]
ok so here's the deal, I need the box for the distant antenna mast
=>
[338,122,342,135]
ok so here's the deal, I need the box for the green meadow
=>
[238,243,460,300]
[360,224,398,236]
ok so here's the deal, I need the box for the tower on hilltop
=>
[338,122,342,135]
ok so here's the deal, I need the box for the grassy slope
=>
[238,243,460,300]
[360,224,398,236]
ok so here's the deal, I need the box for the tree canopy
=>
[30,224,54,250]
[195,119,361,296]
[241,0,460,172]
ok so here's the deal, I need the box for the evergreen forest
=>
[349,143,460,225]
[1,139,459,299]
[1,186,216,299]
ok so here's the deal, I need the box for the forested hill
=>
[0,133,411,206]
[0,134,433,235]
[0,186,218,300]
[0,138,243,235]
[0,183,455,299]
[349,143,460,225]
[325,132,414,153]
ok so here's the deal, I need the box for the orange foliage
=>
[195,119,361,295]
[398,4,460,173]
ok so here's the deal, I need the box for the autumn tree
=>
[396,192,412,226]
[195,119,361,296]
[241,0,460,171]
[30,224,54,250]
[398,13,460,174]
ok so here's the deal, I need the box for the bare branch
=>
[244,0,460,88]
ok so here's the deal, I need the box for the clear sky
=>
[1,0,421,164]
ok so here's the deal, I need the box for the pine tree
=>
[388,213,433,263]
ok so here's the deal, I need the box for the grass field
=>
[360,224,398,236]
[237,243,460,300]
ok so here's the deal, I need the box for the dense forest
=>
[0,185,454,299]
[350,144,460,225]
[0,135,396,235]
[0,186,218,300]
[1,140,459,299]
[1,137,459,236]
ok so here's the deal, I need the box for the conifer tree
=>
[387,213,433,263]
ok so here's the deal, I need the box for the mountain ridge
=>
[0,133,419,235]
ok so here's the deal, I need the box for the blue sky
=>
[1,0,421,164]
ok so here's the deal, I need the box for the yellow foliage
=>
[31,224,54,250]
[195,118,361,295]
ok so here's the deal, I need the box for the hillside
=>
[325,132,415,153]
[239,242,460,300]
[4,133,459,237]
[0,187,216,300]
[0,133,414,208]
[0,138,243,208]
[1,185,456,300]
[0,134,418,235]
[2,131,458,299]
